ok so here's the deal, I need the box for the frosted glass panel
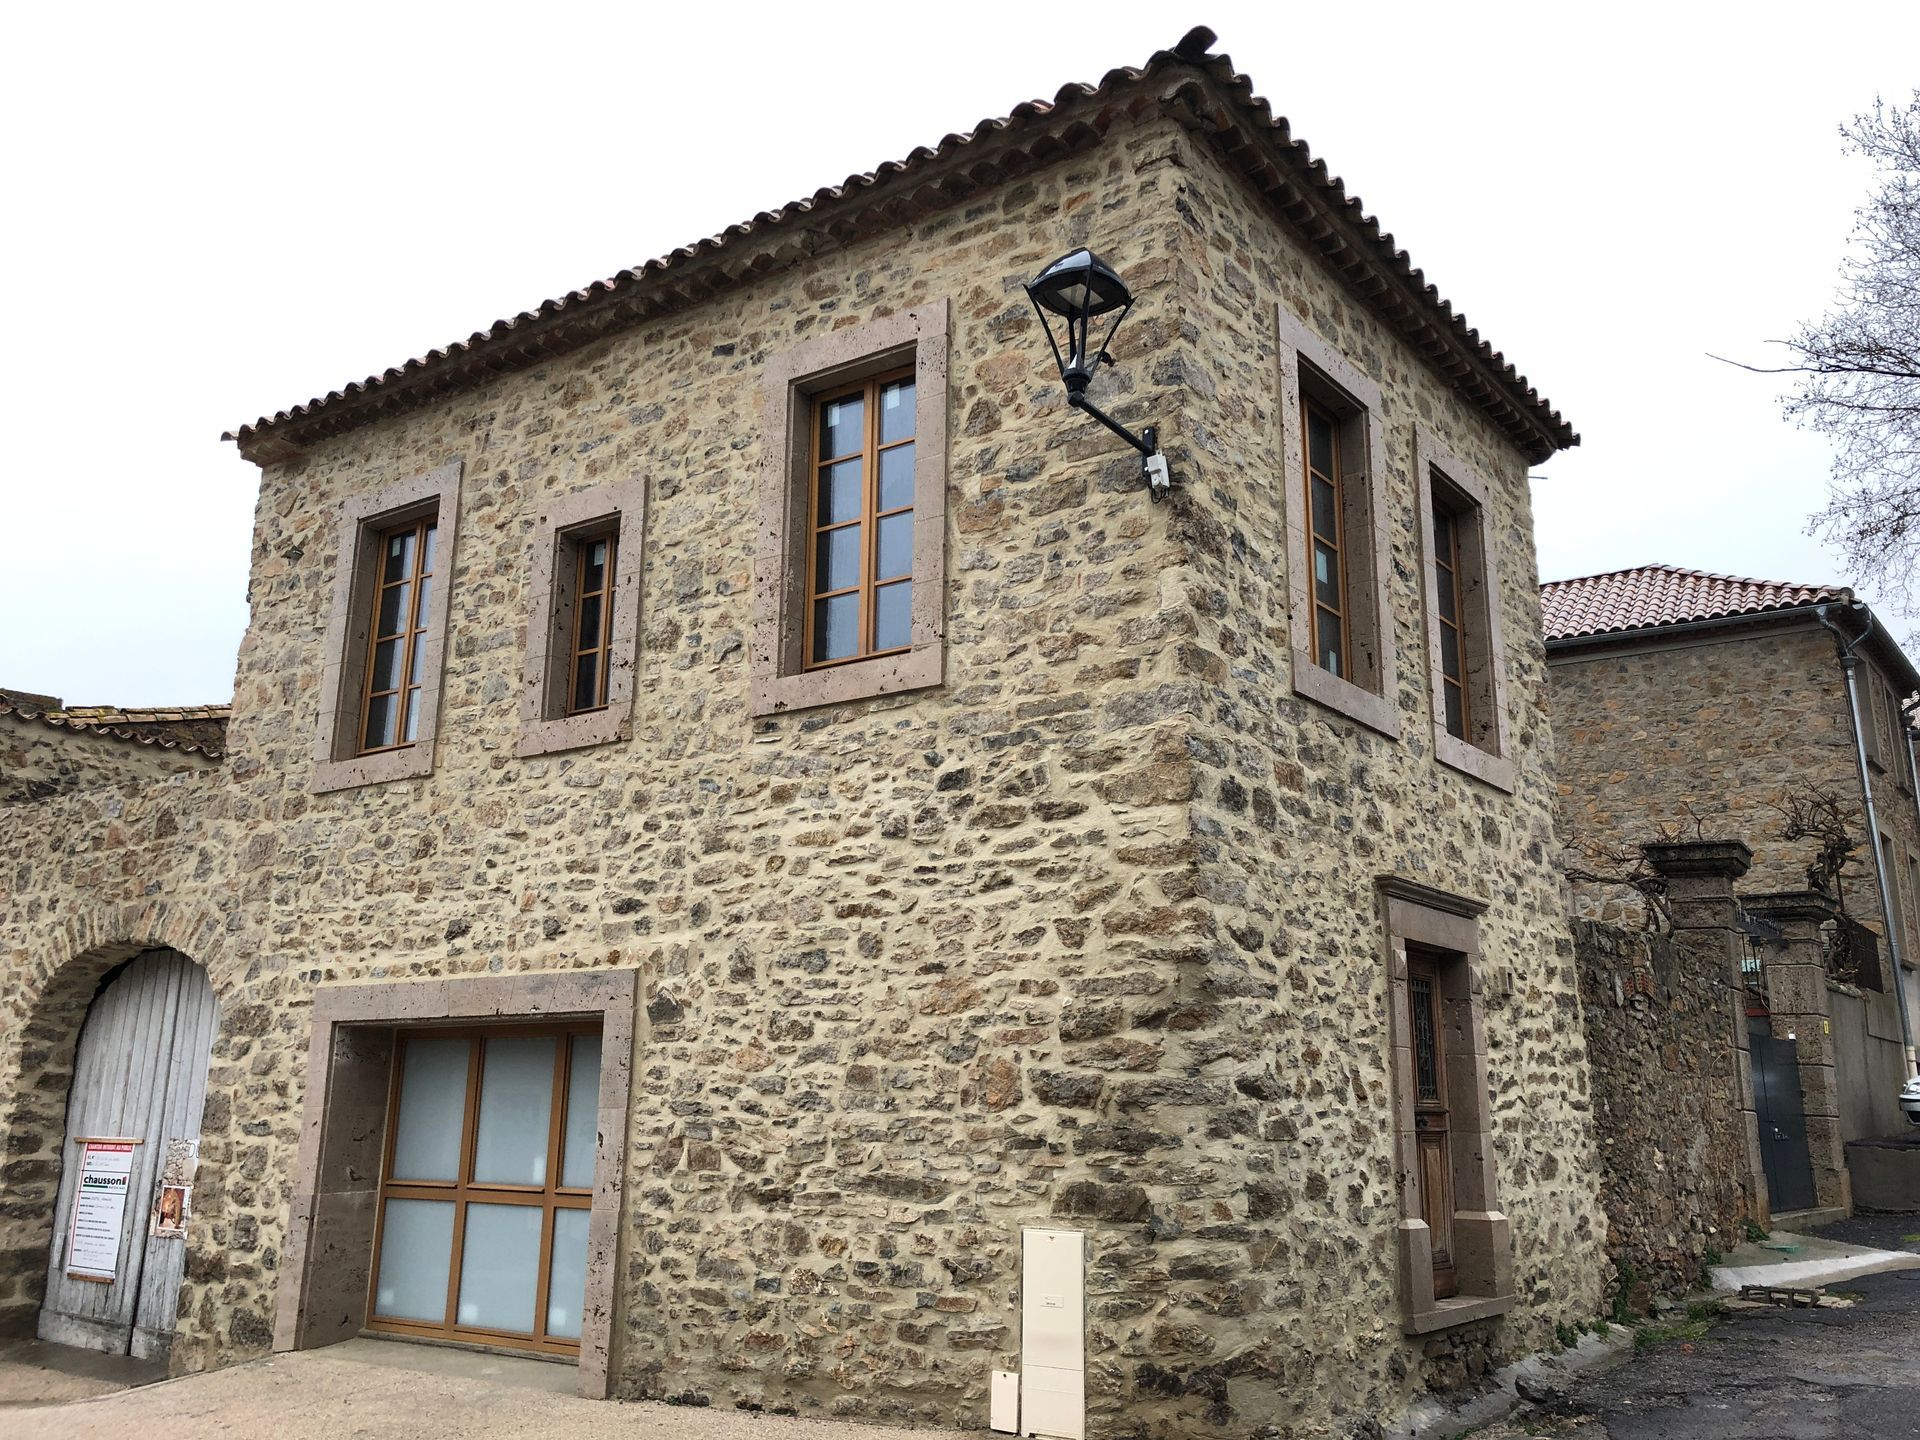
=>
[561,1035,602,1189]
[373,1199,453,1322]
[456,1203,541,1332]
[547,1209,590,1340]
[472,1036,555,1184]
[390,1037,468,1182]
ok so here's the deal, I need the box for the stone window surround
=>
[516,480,647,758]
[1276,304,1399,738]
[751,299,949,717]
[1413,425,1514,793]
[312,461,463,793]
[274,970,635,1398]
[1378,876,1515,1334]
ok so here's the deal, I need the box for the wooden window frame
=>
[804,368,917,670]
[1415,425,1514,792]
[516,481,645,759]
[566,528,619,714]
[314,461,462,793]
[366,1023,599,1358]
[1302,395,1352,681]
[356,516,437,755]
[1379,876,1514,1334]
[752,300,949,718]
[1275,305,1398,737]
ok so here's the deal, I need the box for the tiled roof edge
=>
[223,26,1575,467]
[0,701,228,760]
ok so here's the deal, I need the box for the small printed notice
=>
[150,1138,198,1239]
[67,1139,138,1282]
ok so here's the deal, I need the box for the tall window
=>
[1432,498,1470,741]
[360,518,437,753]
[566,530,617,714]
[808,370,916,667]
[1303,397,1349,679]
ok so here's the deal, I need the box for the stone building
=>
[0,692,226,804]
[1546,564,1920,1202]
[0,29,1606,1438]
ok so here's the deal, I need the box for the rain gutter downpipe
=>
[1816,601,1920,1076]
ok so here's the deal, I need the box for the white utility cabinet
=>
[1019,1226,1086,1440]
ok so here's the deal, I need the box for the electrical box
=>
[990,1369,1020,1433]
[1020,1226,1085,1440]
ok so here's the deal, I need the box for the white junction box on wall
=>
[1019,1226,1086,1440]
[990,1369,1020,1434]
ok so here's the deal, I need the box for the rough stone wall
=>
[1573,919,1749,1303]
[2,109,1601,1439]
[0,710,217,804]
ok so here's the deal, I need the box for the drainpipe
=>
[1816,602,1919,1076]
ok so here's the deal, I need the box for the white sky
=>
[3,1,1916,705]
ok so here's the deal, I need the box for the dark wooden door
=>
[1409,955,1456,1299]
[1749,1022,1817,1214]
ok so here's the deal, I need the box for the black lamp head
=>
[1025,248,1133,318]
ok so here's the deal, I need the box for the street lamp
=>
[1025,248,1171,502]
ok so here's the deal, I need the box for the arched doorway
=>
[38,948,218,1360]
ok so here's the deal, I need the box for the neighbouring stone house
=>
[0,30,1607,1438]
[0,692,227,804]
[1546,564,1920,1203]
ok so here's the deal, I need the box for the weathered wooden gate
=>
[39,948,217,1359]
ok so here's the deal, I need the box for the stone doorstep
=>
[1770,1205,1851,1232]
[1382,1324,1637,1440]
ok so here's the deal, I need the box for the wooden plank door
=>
[40,949,218,1359]
[1408,953,1457,1300]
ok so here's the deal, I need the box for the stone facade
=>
[0,705,220,804]
[0,40,1605,1439]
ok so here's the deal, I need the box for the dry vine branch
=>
[1766,782,1865,902]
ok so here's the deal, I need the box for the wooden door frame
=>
[1406,950,1458,1300]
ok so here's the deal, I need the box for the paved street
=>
[1475,1214,1920,1440]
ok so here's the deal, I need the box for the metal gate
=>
[39,949,218,1359]
[1749,1021,1817,1215]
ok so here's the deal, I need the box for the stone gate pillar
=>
[1743,892,1851,1214]
[1644,840,1769,1228]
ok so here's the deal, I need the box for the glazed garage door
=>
[368,1026,600,1356]
[41,949,217,1359]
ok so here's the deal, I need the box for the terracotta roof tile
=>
[0,698,230,759]
[224,27,1576,467]
[1540,564,1851,643]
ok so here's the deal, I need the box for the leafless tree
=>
[1766,782,1865,902]
[1719,94,1920,609]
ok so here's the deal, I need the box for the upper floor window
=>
[1275,304,1397,737]
[752,301,949,717]
[313,461,462,794]
[361,518,437,753]
[808,372,916,667]
[1415,426,1513,792]
[516,481,645,759]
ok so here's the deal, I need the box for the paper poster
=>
[67,1139,138,1282]
[149,1138,198,1238]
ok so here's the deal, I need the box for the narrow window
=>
[1432,497,1470,741]
[566,530,618,714]
[360,518,437,754]
[807,370,916,667]
[1303,396,1349,679]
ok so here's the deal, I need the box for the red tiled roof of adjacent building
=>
[1540,564,1853,643]
[0,693,230,758]
[223,27,1577,467]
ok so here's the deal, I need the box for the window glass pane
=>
[583,538,608,594]
[385,529,416,583]
[391,1037,469,1182]
[403,688,422,743]
[414,572,432,625]
[1317,610,1344,677]
[373,1198,453,1322]
[1436,565,1459,625]
[576,594,603,658]
[456,1203,542,1333]
[363,692,396,750]
[819,393,864,460]
[813,593,859,662]
[410,632,428,690]
[815,525,862,593]
[546,1209,590,1341]
[472,1036,557,1185]
[572,652,601,712]
[876,512,913,582]
[1306,408,1335,478]
[370,636,404,693]
[1444,680,1466,740]
[1313,543,1340,608]
[874,580,911,651]
[879,379,915,445]
[1440,625,1462,684]
[377,583,411,640]
[1410,975,1440,1100]
[420,524,437,575]
[1433,505,1455,559]
[878,442,915,511]
[561,1034,602,1190]
[817,459,863,526]
[1310,476,1338,542]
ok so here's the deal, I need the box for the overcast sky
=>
[3,2,1916,705]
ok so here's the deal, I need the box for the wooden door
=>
[1408,953,1457,1299]
[40,949,217,1359]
